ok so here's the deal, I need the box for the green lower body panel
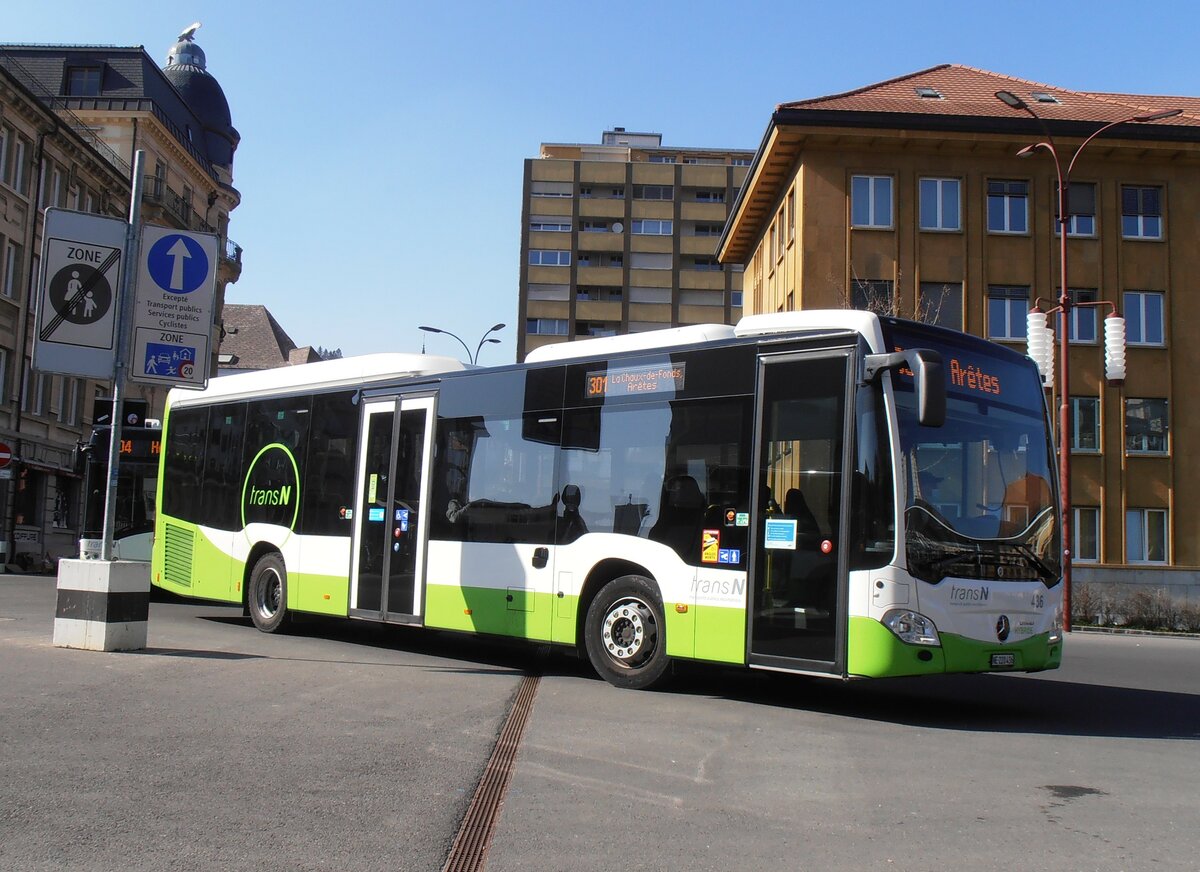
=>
[425,583,555,642]
[291,572,350,616]
[847,616,1063,678]
[425,583,746,666]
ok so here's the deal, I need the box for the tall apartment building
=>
[0,25,241,565]
[720,64,1200,594]
[518,129,753,360]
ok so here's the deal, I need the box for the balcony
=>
[142,175,214,233]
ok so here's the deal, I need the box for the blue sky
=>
[7,0,1200,363]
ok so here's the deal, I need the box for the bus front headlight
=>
[1048,605,1063,644]
[883,609,941,646]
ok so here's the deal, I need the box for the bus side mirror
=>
[863,349,946,427]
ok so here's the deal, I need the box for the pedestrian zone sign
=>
[33,209,128,379]
[131,224,219,389]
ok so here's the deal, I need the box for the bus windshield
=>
[886,324,1060,587]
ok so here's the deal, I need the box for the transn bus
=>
[151,311,1063,689]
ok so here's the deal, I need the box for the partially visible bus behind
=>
[79,424,160,561]
[152,311,1063,689]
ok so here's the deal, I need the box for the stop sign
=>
[0,442,11,469]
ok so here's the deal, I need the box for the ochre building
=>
[720,64,1200,595]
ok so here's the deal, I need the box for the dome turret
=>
[161,22,239,169]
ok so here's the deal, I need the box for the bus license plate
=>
[990,653,1015,668]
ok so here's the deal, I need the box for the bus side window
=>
[162,407,208,523]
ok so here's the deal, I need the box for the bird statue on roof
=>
[178,22,202,42]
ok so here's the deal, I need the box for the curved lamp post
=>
[419,322,506,365]
[995,91,1180,631]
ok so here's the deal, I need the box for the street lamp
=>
[995,91,1181,631]
[419,322,506,365]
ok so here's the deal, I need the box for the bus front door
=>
[349,395,436,623]
[748,350,853,674]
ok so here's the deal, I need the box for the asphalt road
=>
[2,574,1198,871]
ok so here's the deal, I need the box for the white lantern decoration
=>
[1026,309,1055,389]
[1104,314,1127,385]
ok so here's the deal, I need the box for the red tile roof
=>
[779,64,1200,126]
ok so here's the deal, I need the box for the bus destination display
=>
[585,362,687,399]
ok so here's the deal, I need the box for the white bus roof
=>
[167,353,466,408]
[524,311,885,363]
[525,324,736,363]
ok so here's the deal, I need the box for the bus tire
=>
[584,575,671,690]
[248,552,289,633]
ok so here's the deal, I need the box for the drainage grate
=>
[442,673,541,872]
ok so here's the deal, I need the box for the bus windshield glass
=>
[884,323,1060,586]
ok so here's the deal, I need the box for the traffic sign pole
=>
[100,150,146,562]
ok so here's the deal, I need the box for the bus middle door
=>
[349,394,435,622]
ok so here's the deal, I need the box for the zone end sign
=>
[131,224,219,389]
[33,208,128,379]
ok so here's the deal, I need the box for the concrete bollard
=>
[52,558,150,651]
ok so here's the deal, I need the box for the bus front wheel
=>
[584,575,671,690]
[248,553,289,633]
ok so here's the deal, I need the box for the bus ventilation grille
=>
[163,523,195,588]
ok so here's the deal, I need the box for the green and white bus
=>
[152,310,1063,688]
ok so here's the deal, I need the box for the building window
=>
[11,137,28,195]
[1126,508,1167,563]
[0,349,7,405]
[988,285,1029,340]
[1071,397,1100,452]
[1058,182,1096,236]
[648,155,675,164]
[684,156,723,165]
[529,217,570,232]
[919,178,961,231]
[631,219,672,235]
[786,189,795,241]
[1121,185,1162,239]
[1067,288,1097,343]
[576,286,622,302]
[1125,398,1168,454]
[852,279,893,312]
[629,286,671,304]
[851,175,892,228]
[579,221,612,233]
[1124,291,1164,345]
[576,320,618,337]
[530,181,573,198]
[692,223,723,237]
[65,66,102,96]
[1074,507,1100,563]
[731,158,752,166]
[526,318,568,336]
[987,180,1028,233]
[528,249,571,266]
[67,377,80,425]
[731,291,743,308]
[2,240,19,297]
[919,282,963,330]
[527,283,569,301]
[687,257,722,271]
[694,190,724,203]
[633,185,673,201]
[630,252,672,270]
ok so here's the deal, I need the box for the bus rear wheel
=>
[584,575,671,690]
[248,553,289,633]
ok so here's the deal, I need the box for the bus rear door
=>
[349,394,436,622]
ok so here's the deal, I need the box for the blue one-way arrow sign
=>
[133,223,219,389]
[146,232,209,294]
